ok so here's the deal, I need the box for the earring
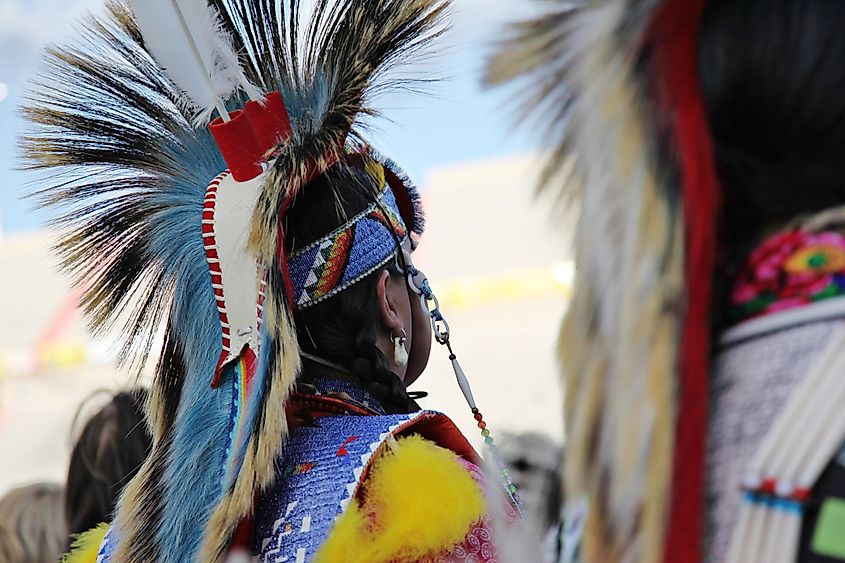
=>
[392,329,408,368]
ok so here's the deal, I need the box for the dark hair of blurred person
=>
[698,0,845,302]
[65,389,151,540]
[0,482,67,563]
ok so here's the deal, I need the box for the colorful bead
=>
[468,405,523,516]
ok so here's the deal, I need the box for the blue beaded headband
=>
[287,180,410,309]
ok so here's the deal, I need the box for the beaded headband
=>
[287,178,409,308]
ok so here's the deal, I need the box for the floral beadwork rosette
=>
[731,230,845,323]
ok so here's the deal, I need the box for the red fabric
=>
[646,2,718,562]
[245,91,292,154]
[229,512,254,551]
[424,459,520,563]
[396,413,482,466]
[209,110,263,182]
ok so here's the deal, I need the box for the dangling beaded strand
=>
[472,406,520,501]
[418,273,523,514]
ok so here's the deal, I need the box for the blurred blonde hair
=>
[0,482,67,563]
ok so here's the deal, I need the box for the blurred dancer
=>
[22,0,525,561]
[495,432,562,562]
[490,0,845,562]
[0,482,66,563]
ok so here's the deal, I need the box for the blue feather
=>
[144,129,239,563]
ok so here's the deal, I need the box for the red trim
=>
[204,171,234,389]
[646,2,718,562]
[384,164,416,234]
[256,277,267,335]
[276,198,297,309]
[288,394,378,417]
[226,493,259,558]
[353,412,482,502]
[396,414,481,465]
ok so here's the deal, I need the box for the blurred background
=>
[0,0,570,543]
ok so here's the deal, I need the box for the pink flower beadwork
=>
[730,230,845,322]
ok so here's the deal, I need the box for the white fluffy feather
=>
[128,0,261,125]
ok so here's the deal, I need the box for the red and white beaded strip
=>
[203,171,232,387]
[256,275,267,335]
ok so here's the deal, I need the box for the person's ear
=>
[376,270,403,333]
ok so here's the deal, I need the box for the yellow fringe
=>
[314,435,485,563]
[62,523,109,563]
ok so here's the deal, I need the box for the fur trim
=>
[488,2,682,562]
[314,435,485,562]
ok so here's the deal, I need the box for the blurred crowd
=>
[0,389,150,563]
[0,388,563,562]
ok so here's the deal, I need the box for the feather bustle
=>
[198,283,301,562]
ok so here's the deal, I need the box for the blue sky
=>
[0,0,541,234]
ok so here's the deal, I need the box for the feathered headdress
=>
[487,1,716,562]
[21,0,447,561]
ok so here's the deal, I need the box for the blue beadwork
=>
[96,527,116,563]
[252,411,429,562]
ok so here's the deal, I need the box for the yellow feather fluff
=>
[314,435,485,562]
[62,523,109,563]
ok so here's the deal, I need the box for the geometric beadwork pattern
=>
[287,186,408,309]
[252,410,431,562]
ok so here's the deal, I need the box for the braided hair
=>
[284,164,419,414]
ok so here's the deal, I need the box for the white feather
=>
[128,0,261,125]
